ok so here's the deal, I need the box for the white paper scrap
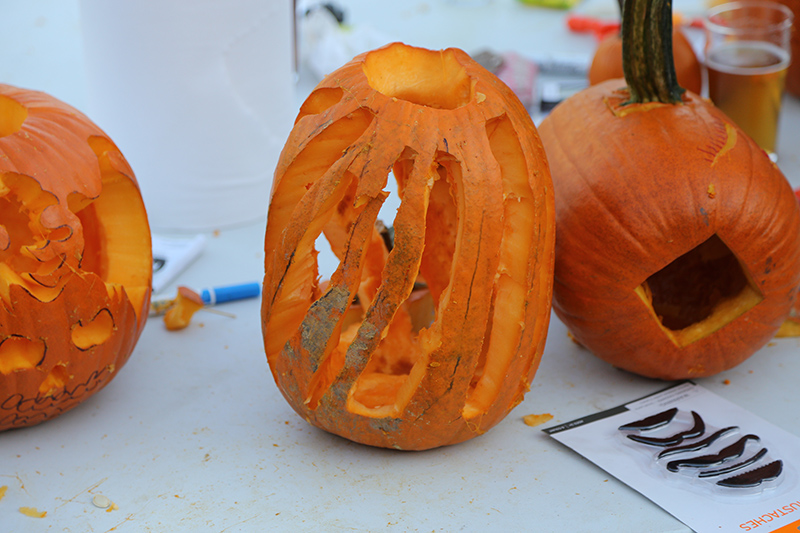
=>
[151,234,207,294]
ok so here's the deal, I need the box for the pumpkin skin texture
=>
[588,28,702,95]
[538,79,800,380]
[262,42,555,450]
[0,84,152,431]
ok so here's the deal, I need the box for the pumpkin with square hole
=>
[262,42,555,450]
[538,0,800,380]
[0,84,151,431]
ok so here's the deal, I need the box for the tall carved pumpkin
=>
[538,0,800,380]
[262,42,555,450]
[0,84,152,430]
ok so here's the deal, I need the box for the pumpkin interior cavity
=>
[333,117,535,420]
[636,234,763,347]
[343,153,446,418]
[76,136,151,319]
[363,46,473,109]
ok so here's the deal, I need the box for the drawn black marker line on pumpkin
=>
[717,460,783,488]
[666,434,760,472]
[627,411,705,447]
[658,426,738,459]
[618,407,679,431]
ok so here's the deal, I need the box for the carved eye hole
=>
[71,309,115,350]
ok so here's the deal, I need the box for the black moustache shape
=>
[658,426,738,459]
[699,448,768,478]
[619,407,679,431]
[717,460,783,488]
[628,411,705,447]
[667,434,760,472]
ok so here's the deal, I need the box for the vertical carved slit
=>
[463,115,536,419]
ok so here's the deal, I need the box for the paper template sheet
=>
[545,382,800,533]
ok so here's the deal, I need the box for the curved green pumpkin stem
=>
[622,0,684,104]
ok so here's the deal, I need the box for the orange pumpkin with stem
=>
[262,42,555,450]
[0,84,152,430]
[539,0,800,380]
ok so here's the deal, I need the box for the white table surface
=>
[2,1,799,532]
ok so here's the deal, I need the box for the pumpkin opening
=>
[0,174,55,273]
[0,95,27,137]
[71,309,115,350]
[362,46,474,109]
[636,234,763,347]
[299,150,460,419]
[296,87,344,123]
[39,363,69,396]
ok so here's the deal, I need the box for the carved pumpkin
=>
[0,84,152,430]
[262,42,555,450]
[539,0,800,380]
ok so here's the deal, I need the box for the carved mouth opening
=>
[636,234,763,347]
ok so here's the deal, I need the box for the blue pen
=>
[150,282,261,316]
[199,282,261,305]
